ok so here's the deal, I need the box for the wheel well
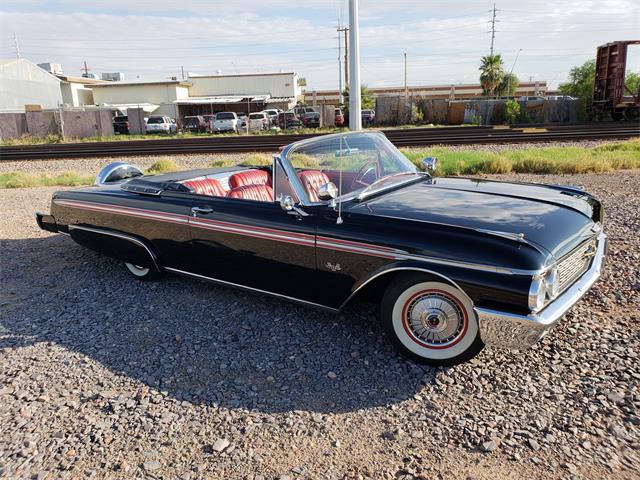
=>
[341,268,454,309]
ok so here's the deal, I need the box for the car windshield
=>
[184,117,199,124]
[284,132,419,201]
[114,116,127,122]
[249,113,264,119]
[216,112,235,120]
[147,117,164,124]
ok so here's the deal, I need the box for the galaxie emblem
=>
[325,262,342,272]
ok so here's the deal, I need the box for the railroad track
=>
[1,122,638,161]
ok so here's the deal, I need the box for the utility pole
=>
[404,52,408,101]
[181,65,185,80]
[489,4,498,55]
[338,26,349,87]
[13,32,21,58]
[348,0,361,130]
[81,60,90,78]
[337,30,343,105]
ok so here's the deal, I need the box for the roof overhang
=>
[100,103,159,113]
[174,94,272,105]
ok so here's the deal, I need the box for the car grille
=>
[557,238,597,292]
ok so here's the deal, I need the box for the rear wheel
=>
[381,274,483,366]
[124,262,161,281]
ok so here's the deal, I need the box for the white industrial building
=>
[0,58,63,111]
[178,72,301,115]
[90,79,191,118]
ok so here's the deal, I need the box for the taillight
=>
[125,122,130,128]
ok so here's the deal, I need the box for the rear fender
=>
[69,225,160,271]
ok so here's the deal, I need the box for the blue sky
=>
[1,0,638,89]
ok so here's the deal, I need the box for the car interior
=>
[179,166,331,204]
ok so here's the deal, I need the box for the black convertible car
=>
[36,132,606,365]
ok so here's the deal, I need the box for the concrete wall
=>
[0,109,113,139]
[0,59,63,110]
[189,73,299,98]
[376,96,580,125]
[61,110,114,139]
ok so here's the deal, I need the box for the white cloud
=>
[1,0,638,90]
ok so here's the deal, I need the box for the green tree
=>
[498,73,519,97]
[479,54,505,97]
[342,85,375,115]
[625,71,640,95]
[559,60,596,103]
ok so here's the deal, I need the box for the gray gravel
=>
[1,169,639,479]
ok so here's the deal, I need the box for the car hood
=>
[356,177,598,258]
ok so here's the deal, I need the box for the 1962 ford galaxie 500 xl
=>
[36,132,606,366]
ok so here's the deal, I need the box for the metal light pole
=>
[348,0,362,130]
[508,49,522,97]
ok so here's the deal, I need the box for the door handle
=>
[191,206,213,215]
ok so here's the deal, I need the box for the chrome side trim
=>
[339,266,473,310]
[68,225,160,272]
[397,253,533,275]
[476,232,606,349]
[164,267,338,312]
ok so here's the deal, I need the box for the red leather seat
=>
[227,184,274,202]
[183,178,226,197]
[298,170,330,202]
[229,169,272,189]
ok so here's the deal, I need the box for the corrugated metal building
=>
[0,58,63,111]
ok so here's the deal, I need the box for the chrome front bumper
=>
[476,232,607,349]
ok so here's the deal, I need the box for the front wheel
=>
[124,262,161,281]
[381,274,483,366]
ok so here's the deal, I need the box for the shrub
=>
[146,158,180,174]
[504,99,520,124]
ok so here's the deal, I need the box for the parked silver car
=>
[213,112,239,133]
[145,116,176,134]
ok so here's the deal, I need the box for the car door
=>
[184,188,320,304]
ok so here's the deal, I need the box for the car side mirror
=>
[421,157,438,173]
[279,195,309,217]
[317,182,338,201]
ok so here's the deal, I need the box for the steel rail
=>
[1,122,638,161]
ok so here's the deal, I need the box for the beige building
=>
[57,75,105,107]
[91,79,191,117]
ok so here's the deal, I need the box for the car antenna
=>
[337,135,345,224]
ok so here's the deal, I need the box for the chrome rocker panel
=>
[476,232,606,349]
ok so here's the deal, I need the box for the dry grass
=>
[146,158,181,174]
[404,138,640,175]
[0,172,94,188]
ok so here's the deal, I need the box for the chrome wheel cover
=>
[404,292,465,346]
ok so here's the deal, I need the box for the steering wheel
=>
[350,159,380,191]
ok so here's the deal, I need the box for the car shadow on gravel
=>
[1,235,436,414]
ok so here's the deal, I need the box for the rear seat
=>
[227,184,274,202]
[229,169,272,189]
[183,178,226,197]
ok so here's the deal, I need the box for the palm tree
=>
[479,54,505,97]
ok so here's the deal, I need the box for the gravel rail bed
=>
[0,170,638,479]
[0,139,626,177]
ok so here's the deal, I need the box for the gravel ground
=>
[1,168,638,479]
[0,139,625,177]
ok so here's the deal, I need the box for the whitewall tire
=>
[124,262,160,281]
[382,274,484,366]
